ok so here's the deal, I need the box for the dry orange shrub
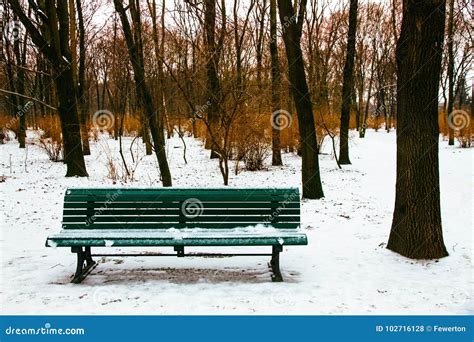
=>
[0,113,20,139]
[35,115,63,161]
[438,111,449,137]
[119,115,141,135]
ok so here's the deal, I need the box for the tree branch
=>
[0,88,57,110]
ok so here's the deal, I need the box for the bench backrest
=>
[62,188,300,230]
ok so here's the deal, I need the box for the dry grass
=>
[36,116,63,161]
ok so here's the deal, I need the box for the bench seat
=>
[46,228,308,247]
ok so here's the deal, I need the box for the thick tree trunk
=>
[277,0,324,199]
[8,0,89,176]
[270,0,282,166]
[54,67,89,177]
[387,0,448,259]
[339,0,358,165]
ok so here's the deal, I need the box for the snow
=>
[47,228,305,239]
[0,130,472,314]
[104,240,114,247]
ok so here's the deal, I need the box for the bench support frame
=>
[71,246,97,283]
[68,245,284,283]
[269,245,283,282]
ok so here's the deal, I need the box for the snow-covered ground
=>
[0,130,472,314]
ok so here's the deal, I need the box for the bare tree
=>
[75,0,90,155]
[446,0,455,145]
[270,0,283,166]
[338,0,358,164]
[277,0,324,199]
[114,0,172,186]
[8,0,88,176]
[203,0,226,159]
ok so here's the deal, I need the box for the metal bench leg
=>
[71,247,97,284]
[269,245,283,282]
[84,247,95,266]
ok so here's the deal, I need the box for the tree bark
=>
[277,0,324,199]
[75,0,90,155]
[339,0,358,165]
[204,0,223,159]
[446,0,455,145]
[13,24,26,148]
[387,0,448,259]
[270,0,283,166]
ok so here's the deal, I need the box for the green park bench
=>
[46,188,307,283]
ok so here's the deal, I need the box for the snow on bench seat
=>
[46,227,308,247]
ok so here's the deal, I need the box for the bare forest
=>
[0,0,473,288]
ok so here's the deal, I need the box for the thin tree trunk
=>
[277,0,324,199]
[360,37,376,138]
[446,0,455,145]
[339,0,358,165]
[387,0,448,259]
[270,0,283,166]
[114,0,172,186]
[204,0,222,159]
[76,0,90,155]
[13,16,26,148]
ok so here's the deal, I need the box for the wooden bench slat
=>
[62,222,301,229]
[63,208,301,216]
[64,194,297,202]
[49,228,304,237]
[63,201,300,209]
[47,237,307,247]
[62,216,299,223]
[47,229,307,247]
[66,188,298,195]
